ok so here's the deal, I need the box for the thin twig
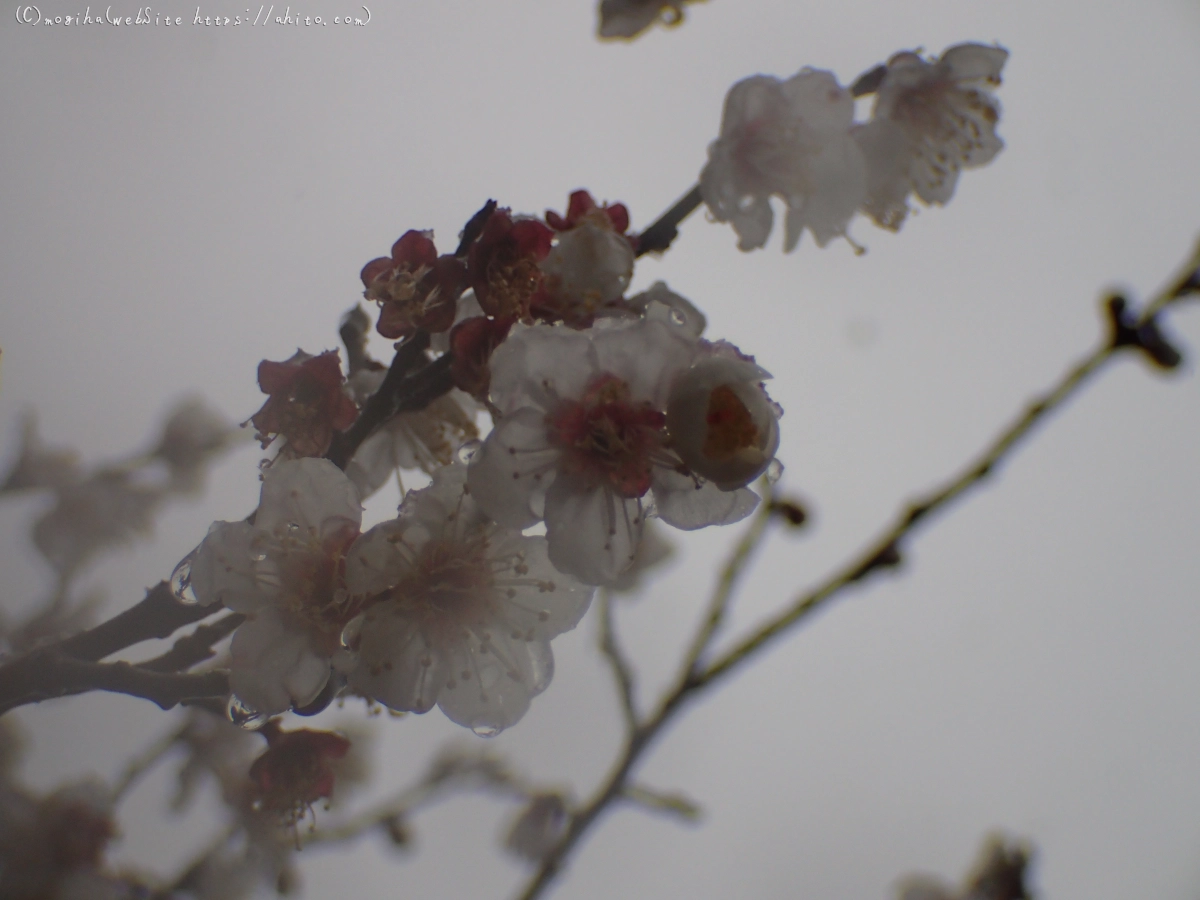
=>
[634,184,703,257]
[620,783,703,822]
[596,590,638,731]
[54,582,214,663]
[512,241,1200,900]
[139,612,245,674]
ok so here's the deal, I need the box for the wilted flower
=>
[467,208,554,321]
[248,723,352,825]
[251,350,358,458]
[855,43,1007,230]
[468,320,763,585]
[700,68,867,251]
[360,230,468,339]
[190,458,363,715]
[344,464,593,735]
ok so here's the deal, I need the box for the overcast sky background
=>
[2,1,1200,898]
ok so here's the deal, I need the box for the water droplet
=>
[225,694,267,730]
[765,458,784,485]
[669,307,687,326]
[472,724,500,738]
[456,440,483,464]
[339,614,365,650]
[169,549,200,605]
[287,522,301,533]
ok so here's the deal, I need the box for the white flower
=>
[538,208,635,324]
[625,281,707,338]
[700,69,867,251]
[190,458,363,716]
[665,344,781,492]
[344,368,479,501]
[467,320,760,585]
[855,43,1007,230]
[344,464,593,735]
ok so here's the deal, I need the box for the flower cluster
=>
[700,42,1007,250]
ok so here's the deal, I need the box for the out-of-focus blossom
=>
[468,320,763,585]
[597,0,697,39]
[190,458,363,715]
[897,834,1033,900]
[855,43,1007,230]
[701,68,866,251]
[344,367,479,501]
[172,708,265,811]
[248,724,352,825]
[536,190,635,327]
[344,464,593,735]
[251,350,358,459]
[504,792,569,862]
[153,396,238,492]
[0,413,79,493]
[360,230,468,339]
[0,779,117,900]
[33,473,163,576]
[466,208,554,321]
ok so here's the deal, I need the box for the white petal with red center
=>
[544,474,644,585]
[591,319,696,408]
[488,326,599,414]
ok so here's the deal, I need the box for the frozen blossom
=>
[855,43,1007,229]
[468,320,764,585]
[344,464,593,735]
[700,68,867,251]
[190,458,363,716]
[625,281,707,338]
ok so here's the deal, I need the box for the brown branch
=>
[0,649,228,715]
[139,612,245,674]
[512,239,1200,900]
[54,582,215,663]
[596,591,638,731]
[634,184,703,257]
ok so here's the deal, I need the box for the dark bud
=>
[769,498,809,528]
[850,63,888,97]
[455,199,499,258]
[384,814,413,850]
[851,540,903,582]
[1104,293,1184,370]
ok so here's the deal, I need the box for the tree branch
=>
[511,239,1200,900]
[596,591,638,731]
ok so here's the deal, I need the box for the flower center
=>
[703,385,762,461]
[394,537,496,622]
[547,373,667,498]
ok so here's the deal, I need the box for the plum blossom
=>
[152,396,238,493]
[190,458,363,716]
[344,464,593,735]
[466,208,554,322]
[344,366,479,501]
[247,723,352,825]
[360,230,468,339]
[700,68,867,251]
[535,190,635,326]
[467,320,763,585]
[854,43,1007,230]
[250,350,358,459]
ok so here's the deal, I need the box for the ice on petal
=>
[488,326,599,414]
[256,458,362,537]
[191,520,276,612]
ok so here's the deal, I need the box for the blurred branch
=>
[596,590,638,731]
[512,237,1200,900]
[55,582,213,663]
[620,783,702,823]
[139,612,244,674]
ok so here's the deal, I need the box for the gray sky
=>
[2,1,1200,898]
